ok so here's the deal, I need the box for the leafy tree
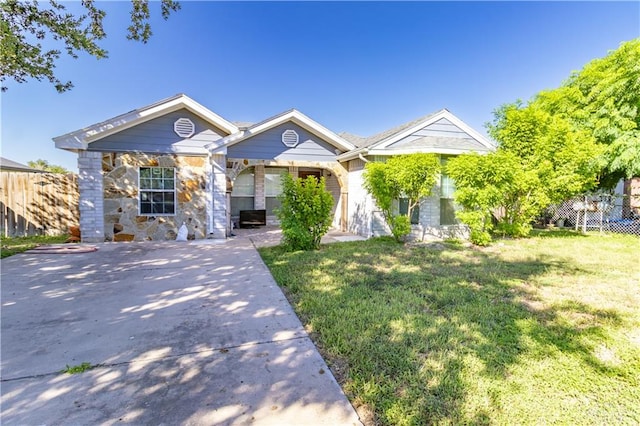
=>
[446,152,517,245]
[487,102,601,203]
[363,153,440,241]
[535,38,640,188]
[1,0,180,92]
[276,174,334,251]
[27,158,70,174]
[449,103,601,244]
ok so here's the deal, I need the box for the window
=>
[231,168,254,217]
[265,167,287,215]
[440,156,459,225]
[399,198,420,224]
[139,167,175,215]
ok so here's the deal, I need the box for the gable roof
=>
[0,157,42,173]
[53,94,238,151]
[208,109,355,154]
[337,109,495,161]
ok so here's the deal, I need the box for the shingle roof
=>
[337,132,366,147]
[352,110,443,149]
[0,157,40,172]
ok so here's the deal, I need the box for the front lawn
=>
[259,230,640,425]
[1,234,69,258]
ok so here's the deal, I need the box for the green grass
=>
[61,362,99,374]
[1,234,69,258]
[259,230,640,425]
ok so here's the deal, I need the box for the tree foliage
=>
[450,102,601,244]
[1,0,180,92]
[448,40,637,244]
[363,153,440,241]
[27,158,70,174]
[276,174,334,251]
[535,38,640,187]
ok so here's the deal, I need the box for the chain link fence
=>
[547,192,640,236]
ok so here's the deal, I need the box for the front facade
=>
[54,94,494,242]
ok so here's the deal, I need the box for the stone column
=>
[210,154,227,239]
[254,164,265,210]
[77,151,104,243]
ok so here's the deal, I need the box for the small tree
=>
[448,104,601,245]
[276,174,333,251]
[28,159,69,174]
[363,153,440,242]
[447,152,526,245]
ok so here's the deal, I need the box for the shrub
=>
[362,153,440,242]
[276,174,334,251]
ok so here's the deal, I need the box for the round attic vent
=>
[282,129,299,147]
[174,118,195,138]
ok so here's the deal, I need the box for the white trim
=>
[174,118,195,138]
[281,129,299,147]
[368,110,495,151]
[138,166,177,216]
[367,147,491,156]
[54,94,238,150]
[337,148,368,162]
[212,109,355,153]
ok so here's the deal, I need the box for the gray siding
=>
[89,109,228,154]
[387,118,491,152]
[227,123,339,162]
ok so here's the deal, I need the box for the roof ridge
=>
[357,109,444,148]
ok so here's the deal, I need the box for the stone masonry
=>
[102,153,209,241]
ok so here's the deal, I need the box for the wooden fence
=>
[0,171,79,237]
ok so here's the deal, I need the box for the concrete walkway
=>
[1,235,362,425]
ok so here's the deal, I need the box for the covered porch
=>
[225,159,348,234]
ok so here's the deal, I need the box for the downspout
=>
[358,152,370,163]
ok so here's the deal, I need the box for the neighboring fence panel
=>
[548,191,640,236]
[0,172,79,237]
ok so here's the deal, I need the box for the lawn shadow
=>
[259,238,629,424]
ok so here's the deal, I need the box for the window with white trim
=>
[265,167,287,215]
[440,156,459,225]
[231,168,255,217]
[139,167,176,215]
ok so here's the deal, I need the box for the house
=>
[53,94,494,243]
[0,157,43,173]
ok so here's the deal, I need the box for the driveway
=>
[1,236,362,425]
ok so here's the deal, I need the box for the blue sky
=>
[1,1,638,172]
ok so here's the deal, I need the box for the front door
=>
[299,170,321,180]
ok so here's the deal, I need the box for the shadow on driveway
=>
[1,239,361,425]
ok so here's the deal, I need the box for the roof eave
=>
[368,147,492,156]
[221,110,355,153]
[53,94,238,150]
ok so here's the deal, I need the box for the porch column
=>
[77,151,104,243]
[210,154,227,239]
[254,164,265,210]
[341,191,348,232]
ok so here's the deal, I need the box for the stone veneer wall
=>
[102,153,208,241]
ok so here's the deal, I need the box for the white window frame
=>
[138,167,177,216]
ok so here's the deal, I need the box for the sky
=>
[1,1,639,172]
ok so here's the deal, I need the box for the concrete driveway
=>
[1,236,362,425]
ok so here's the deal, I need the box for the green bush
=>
[276,174,333,251]
[391,215,411,242]
[362,153,440,242]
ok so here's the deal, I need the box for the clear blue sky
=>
[1,1,638,172]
